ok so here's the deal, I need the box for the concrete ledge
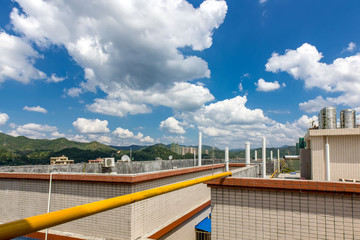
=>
[0,164,244,184]
[206,178,360,195]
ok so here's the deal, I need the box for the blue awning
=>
[195,217,211,232]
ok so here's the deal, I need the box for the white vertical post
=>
[45,172,54,240]
[277,149,280,172]
[271,151,274,172]
[225,147,229,172]
[262,137,266,178]
[255,150,257,161]
[245,142,250,166]
[198,132,202,166]
[325,136,330,181]
[193,150,196,166]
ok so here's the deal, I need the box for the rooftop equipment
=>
[340,109,356,128]
[318,107,337,129]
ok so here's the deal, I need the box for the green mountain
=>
[132,144,184,161]
[0,133,119,166]
[0,133,115,153]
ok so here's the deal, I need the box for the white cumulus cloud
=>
[255,78,283,92]
[113,127,135,139]
[112,127,154,144]
[266,43,360,112]
[160,117,186,134]
[346,42,356,52]
[10,0,227,114]
[87,80,214,117]
[8,123,58,139]
[0,31,46,84]
[23,106,47,114]
[73,118,110,134]
[0,113,9,125]
[47,73,66,83]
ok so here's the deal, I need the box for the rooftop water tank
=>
[340,109,356,128]
[318,107,337,129]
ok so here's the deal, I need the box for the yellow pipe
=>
[0,171,231,240]
[270,169,278,178]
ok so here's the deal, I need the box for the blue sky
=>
[0,0,360,148]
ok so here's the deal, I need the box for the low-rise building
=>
[50,155,74,165]
[302,128,360,181]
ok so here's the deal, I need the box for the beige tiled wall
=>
[211,187,360,240]
[0,168,223,240]
[132,168,223,239]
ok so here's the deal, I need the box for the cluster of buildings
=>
[171,142,209,155]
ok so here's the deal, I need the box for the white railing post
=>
[198,132,202,166]
[225,147,229,172]
[262,137,266,178]
[245,142,250,166]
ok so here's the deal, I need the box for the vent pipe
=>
[277,149,280,172]
[262,137,266,178]
[198,132,202,166]
[325,136,330,181]
[225,147,229,172]
[245,142,250,166]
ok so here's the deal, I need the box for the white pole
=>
[271,151,274,172]
[198,132,202,166]
[325,136,330,181]
[45,172,54,240]
[255,150,257,161]
[245,142,250,166]
[277,149,280,172]
[225,147,229,172]
[193,150,196,166]
[262,137,266,178]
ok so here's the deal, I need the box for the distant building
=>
[171,142,182,155]
[88,158,104,164]
[181,146,197,155]
[50,155,74,165]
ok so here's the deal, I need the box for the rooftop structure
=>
[50,155,74,165]
[303,127,360,181]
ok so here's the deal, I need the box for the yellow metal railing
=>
[270,169,278,178]
[0,171,231,240]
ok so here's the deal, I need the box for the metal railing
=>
[0,171,232,240]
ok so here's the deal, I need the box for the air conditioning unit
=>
[103,158,115,167]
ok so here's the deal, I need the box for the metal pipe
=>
[0,171,232,240]
[255,150,257,161]
[193,150,196,166]
[198,132,202,166]
[245,142,250,166]
[225,147,229,172]
[262,137,266,178]
[325,136,330,181]
[270,169,278,178]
